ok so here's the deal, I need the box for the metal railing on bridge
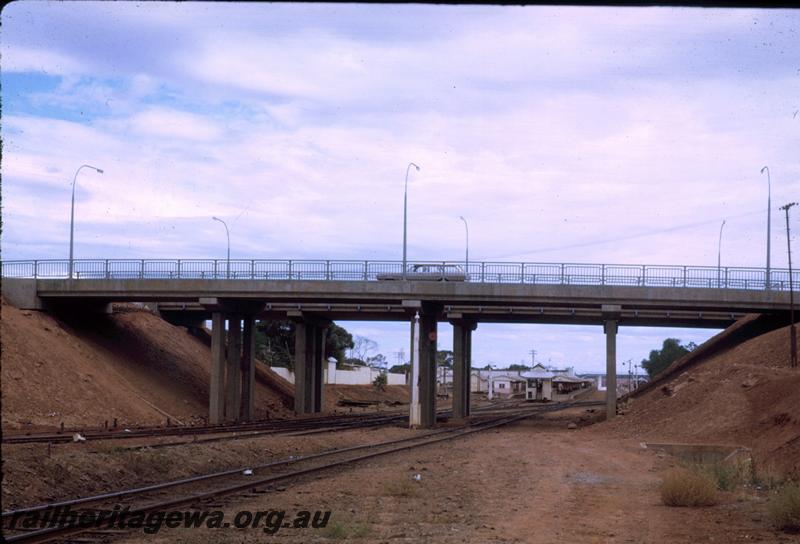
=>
[1,259,797,291]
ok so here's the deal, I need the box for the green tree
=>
[437,350,454,368]
[389,363,411,374]
[372,373,387,390]
[641,338,697,378]
[506,363,530,371]
[366,353,388,369]
[326,324,354,365]
[256,320,294,368]
[255,321,355,370]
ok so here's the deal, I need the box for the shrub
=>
[372,373,387,390]
[382,478,418,498]
[768,483,800,533]
[660,467,718,507]
[705,460,752,491]
[752,459,785,490]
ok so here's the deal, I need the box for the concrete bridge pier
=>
[209,312,226,424]
[410,303,441,428]
[451,318,477,420]
[240,316,256,421]
[225,316,243,422]
[292,315,330,415]
[205,299,263,425]
[603,304,621,421]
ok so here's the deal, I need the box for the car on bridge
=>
[377,264,467,282]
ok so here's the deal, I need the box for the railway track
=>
[2,402,581,544]
[1,410,406,445]
[2,398,538,447]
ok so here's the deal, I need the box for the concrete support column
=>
[240,316,256,422]
[451,319,476,420]
[209,312,226,424]
[293,319,328,415]
[418,305,440,428]
[312,326,326,413]
[225,316,242,422]
[604,319,618,420]
[294,322,312,414]
[410,315,421,426]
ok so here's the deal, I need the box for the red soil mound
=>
[0,300,289,430]
[610,320,800,478]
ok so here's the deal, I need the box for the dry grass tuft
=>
[660,467,718,507]
[382,478,419,498]
[768,483,800,533]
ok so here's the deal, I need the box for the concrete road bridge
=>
[3,259,797,428]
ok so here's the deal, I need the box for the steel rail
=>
[2,397,528,446]
[2,408,554,543]
[2,400,535,517]
[1,411,407,445]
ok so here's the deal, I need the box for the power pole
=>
[529,349,537,367]
[780,202,798,368]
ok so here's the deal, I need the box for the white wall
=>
[270,365,406,386]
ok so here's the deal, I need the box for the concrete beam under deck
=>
[28,278,796,315]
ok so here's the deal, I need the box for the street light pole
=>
[459,215,469,276]
[212,216,230,279]
[717,219,726,288]
[402,162,420,280]
[780,202,798,368]
[69,164,104,279]
[761,166,772,289]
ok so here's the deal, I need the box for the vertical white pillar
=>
[409,312,421,428]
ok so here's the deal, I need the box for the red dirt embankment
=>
[609,318,800,478]
[0,300,290,430]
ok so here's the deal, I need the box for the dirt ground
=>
[103,415,794,544]
[610,324,800,479]
[0,300,290,430]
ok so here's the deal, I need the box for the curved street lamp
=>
[717,219,726,288]
[459,215,469,277]
[212,216,230,279]
[761,166,772,289]
[402,162,421,280]
[69,164,104,279]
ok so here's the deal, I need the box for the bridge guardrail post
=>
[725,267,729,289]
[140,259,145,279]
[683,266,687,288]
[640,265,645,286]
[520,262,524,283]
[34,261,38,279]
[326,260,331,280]
[288,260,293,280]
[250,259,254,279]
[105,259,109,279]
[560,263,565,285]
[364,261,368,281]
[481,262,485,283]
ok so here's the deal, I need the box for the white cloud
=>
[2,4,798,369]
[127,108,222,141]
[0,45,82,75]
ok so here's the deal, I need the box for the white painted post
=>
[409,312,421,428]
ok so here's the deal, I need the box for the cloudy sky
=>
[2,3,798,373]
